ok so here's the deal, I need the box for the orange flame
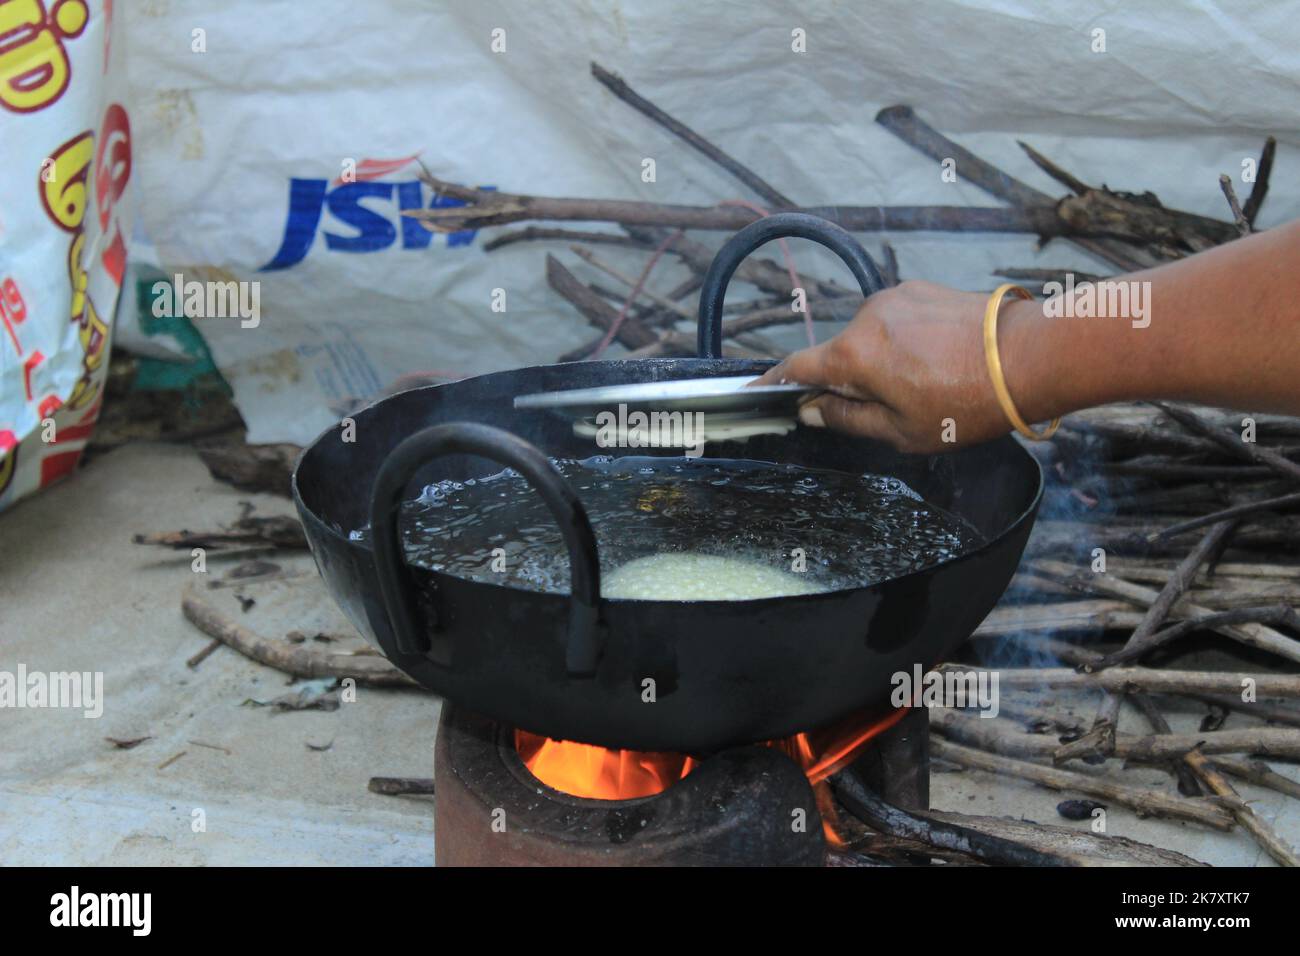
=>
[514,731,696,800]
[516,707,909,844]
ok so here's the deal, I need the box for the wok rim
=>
[291,358,1045,610]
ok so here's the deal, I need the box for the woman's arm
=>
[756,221,1300,452]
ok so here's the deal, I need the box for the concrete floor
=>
[0,443,437,865]
[1,442,1295,865]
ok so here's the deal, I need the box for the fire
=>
[514,731,696,800]
[515,707,909,843]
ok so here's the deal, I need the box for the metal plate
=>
[513,375,820,418]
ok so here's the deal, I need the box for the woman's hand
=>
[755,223,1300,451]
[755,280,1040,452]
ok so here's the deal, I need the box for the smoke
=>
[970,429,1129,673]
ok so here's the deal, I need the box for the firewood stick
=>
[1029,520,1300,556]
[929,736,1233,831]
[586,283,675,326]
[937,703,1300,803]
[880,243,900,286]
[1213,755,1300,801]
[620,330,770,360]
[1055,521,1238,762]
[185,638,223,670]
[1092,605,1300,670]
[1105,557,1300,584]
[1183,748,1299,866]
[926,811,1208,866]
[995,267,1105,292]
[1016,140,1238,251]
[1241,136,1276,227]
[1149,490,1300,541]
[1129,693,1204,796]
[991,698,1087,735]
[589,62,796,209]
[408,178,1067,235]
[570,245,695,319]
[1059,419,1220,456]
[720,298,852,336]
[1006,572,1083,598]
[1186,692,1300,729]
[1153,402,1300,484]
[559,318,773,363]
[979,620,1205,792]
[133,521,307,551]
[665,273,703,302]
[1030,559,1300,665]
[968,631,1112,669]
[181,584,418,688]
[936,663,1300,698]
[1218,175,1252,237]
[1104,461,1275,481]
[1064,401,1300,433]
[973,599,1142,637]
[368,776,436,797]
[832,769,1079,865]
[873,105,1159,271]
[1016,140,1091,196]
[933,705,1300,764]
[483,226,653,252]
[627,225,849,302]
[547,254,660,352]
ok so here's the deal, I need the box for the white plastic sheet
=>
[95,2,1300,446]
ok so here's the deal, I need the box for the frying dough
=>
[603,552,822,601]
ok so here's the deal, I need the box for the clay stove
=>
[434,703,929,866]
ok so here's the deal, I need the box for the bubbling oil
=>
[376,456,982,599]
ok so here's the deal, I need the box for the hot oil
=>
[378,456,983,598]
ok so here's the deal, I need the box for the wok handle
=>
[369,422,605,676]
[696,212,887,359]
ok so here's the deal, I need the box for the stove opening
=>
[514,707,909,841]
[513,731,697,800]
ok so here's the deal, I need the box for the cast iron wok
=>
[292,214,1043,753]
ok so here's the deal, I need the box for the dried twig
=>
[1149,490,1300,541]
[937,663,1300,698]
[181,584,419,688]
[930,736,1232,831]
[1152,402,1300,484]
[408,175,1067,235]
[1031,559,1300,665]
[133,514,307,551]
[1183,747,1299,866]
[1241,136,1276,227]
[368,776,437,797]
[832,769,1078,865]
[186,638,223,670]
[483,226,652,252]
[590,61,795,209]
[934,705,1300,765]
[1218,174,1252,237]
[1054,520,1238,762]
[874,105,1157,271]
[1092,605,1300,670]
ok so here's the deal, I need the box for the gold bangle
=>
[982,283,1060,441]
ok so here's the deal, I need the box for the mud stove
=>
[434,703,930,866]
